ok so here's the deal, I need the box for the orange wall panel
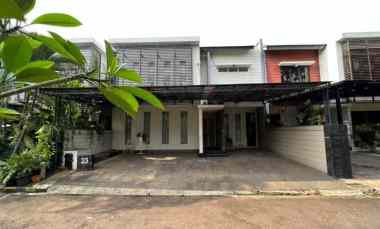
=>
[266,50,321,83]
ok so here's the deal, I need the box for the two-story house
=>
[109,37,267,155]
[336,32,380,150]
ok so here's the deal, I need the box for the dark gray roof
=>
[200,45,255,50]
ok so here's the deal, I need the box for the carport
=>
[41,81,352,187]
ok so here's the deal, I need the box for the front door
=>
[203,111,223,152]
[246,112,257,147]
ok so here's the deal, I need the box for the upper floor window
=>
[280,66,309,83]
[217,65,249,73]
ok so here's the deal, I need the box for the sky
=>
[27,0,380,81]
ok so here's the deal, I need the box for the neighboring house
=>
[336,32,380,150]
[55,38,106,79]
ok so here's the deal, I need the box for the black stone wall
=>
[324,124,352,178]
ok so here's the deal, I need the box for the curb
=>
[0,186,48,194]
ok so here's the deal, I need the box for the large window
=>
[280,66,309,83]
[180,111,188,144]
[162,112,169,144]
[143,112,151,144]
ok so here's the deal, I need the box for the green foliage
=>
[31,13,82,27]
[100,86,138,117]
[31,34,85,66]
[114,69,143,83]
[0,124,54,184]
[15,0,36,15]
[123,86,165,111]
[0,107,20,120]
[354,124,378,149]
[2,36,32,72]
[15,67,59,82]
[102,41,164,116]
[0,0,24,20]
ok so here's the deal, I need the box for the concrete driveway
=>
[43,151,339,191]
[352,151,380,179]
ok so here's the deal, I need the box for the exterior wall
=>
[201,46,264,85]
[112,104,261,151]
[112,45,195,86]
[266,50,321,83]
[64,129,112,154]
[318,49,329,82]
[264,126,328,173]
[112,105,199,151]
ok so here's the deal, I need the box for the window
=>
[235,113,241,145]
[143,112,151,144]
[125,115,132,145]
[180,111,188,144]
[162,112,169,144]
[217,65,250,72]
[280,66,309,83]
[179,60,186,65]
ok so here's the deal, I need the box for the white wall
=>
[192,46,201,85]
[318,48,330,82]
[64,129,112,154]
[112,105,199,151]
[264,126,328,173]
[201,46,264,85]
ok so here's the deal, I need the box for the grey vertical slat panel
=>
[113,45,193,86]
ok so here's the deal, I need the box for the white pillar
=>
[198,107,203,154]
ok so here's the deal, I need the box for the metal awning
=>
[40,82,326,104]
[269,80,380,104]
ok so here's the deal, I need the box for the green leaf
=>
[100,86,139,117]
[30,34,77,63]
[0,42,4,57]
[0,107,20,120]
[26,37,42,49]
[15,67,59,82]
[114,69,143,83]
[123,86,164,110]
[49,32,86,66]
[15,0,36,15]
[105,40,118,74]
[0,0,24,20]
[15,60,54,73]
[3,36,32,73]
[31,13,82,27]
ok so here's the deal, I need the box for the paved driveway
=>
[1,195,380,229]
[352,152,380,179]
[43,151,337,191]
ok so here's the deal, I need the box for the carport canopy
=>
[40,82,326,104]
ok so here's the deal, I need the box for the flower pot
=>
[31,175,41,184]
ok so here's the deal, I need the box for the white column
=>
[198,107,203,154]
